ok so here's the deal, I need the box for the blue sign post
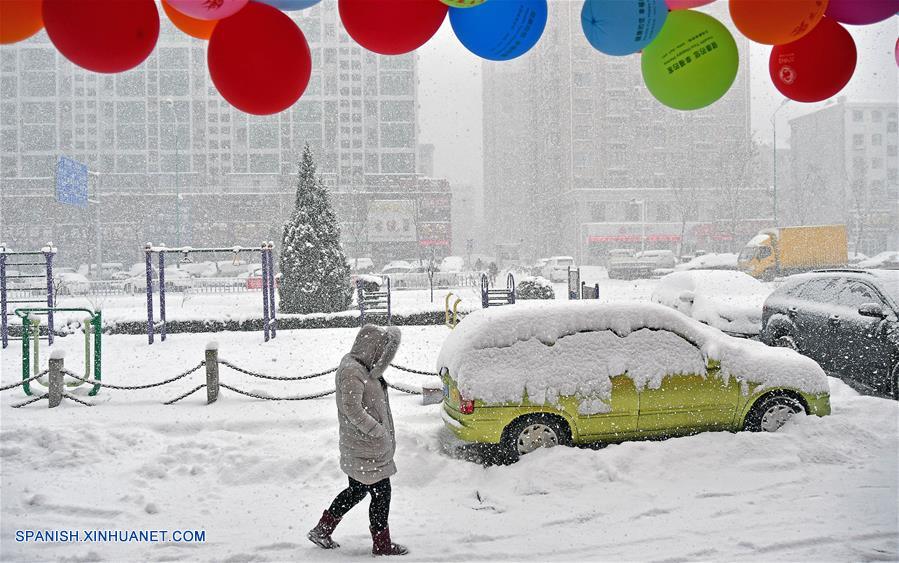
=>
[55,156,88,207]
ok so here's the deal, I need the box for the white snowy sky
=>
[417,8,899,189]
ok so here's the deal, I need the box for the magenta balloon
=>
[666,0,716,10]
[826,0,899,25]
[168,0,249,21]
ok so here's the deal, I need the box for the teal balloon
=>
[581,0,668,56]
[259,0,322,10]
[450,0,547,61]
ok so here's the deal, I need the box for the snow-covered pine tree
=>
[279,144,352,314]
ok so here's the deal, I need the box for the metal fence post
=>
[158,250,166,342]
[386,276,392,326]
[205,342,219,404]
[261,242,270,342]
[266,242,276,339]
[21,315,31,396]
[357,279,365,326]
[89,310,101,396]
[48,350,64,408]
[44,243,54,345]
[145,243,155,344]
[1,245,7,349]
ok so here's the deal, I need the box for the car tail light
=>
[459,398,475,415]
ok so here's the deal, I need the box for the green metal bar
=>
[14,307,97,318]
[90,311,101,396]
[21,316,31,396]
[32,317,40,376]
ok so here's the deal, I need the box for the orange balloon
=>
[0,0,43,44]
[162,0,217,40]
[730,0,829,45]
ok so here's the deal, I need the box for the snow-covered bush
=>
[517,276,555,300]
[279,145,352,314]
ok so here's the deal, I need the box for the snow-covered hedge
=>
[516,276,555,300]
[437,302,827,412]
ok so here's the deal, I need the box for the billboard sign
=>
[367,200,417,242]
[55,156,88,207]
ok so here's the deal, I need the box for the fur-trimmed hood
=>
[348,324,401,380]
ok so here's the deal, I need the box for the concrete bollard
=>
[205,341,219,404]
[48,349,65,408]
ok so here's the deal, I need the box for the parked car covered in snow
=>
[54,272,91,296]
[675,252,739,272]
[380,260,413,275]
[651,270,770,336]
[123,268,194,293]
[438,302,830,462]
[856,251,899,270]
[760,269,899,399]
[541,256,574,282]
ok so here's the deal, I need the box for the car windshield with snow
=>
[438,302,830,461]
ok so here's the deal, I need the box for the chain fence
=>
[2,352,439,408]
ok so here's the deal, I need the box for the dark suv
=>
[760,269,899,399]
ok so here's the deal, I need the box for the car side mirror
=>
[858,302,885,318]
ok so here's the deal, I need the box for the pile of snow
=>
[675,253,739,271]
[651,270,770,335]
[437,302,827,409]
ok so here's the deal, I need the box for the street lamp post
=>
[87,171,102,279]
[771,99,790,226]
[165,98,182,247]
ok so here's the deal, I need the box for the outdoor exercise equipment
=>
[16,307,101,397]
[641,10,738,111]
[481,273,516,308]
[357,276,392,326]
[581,0,667,56]
[143,243,277,344]
[338,0,447,56]
[450,0,547,61]
[42,0,159,73]
[1,244,56,349]
[161,0,217,40]
[208,1,311,115]
[769,17,857,103]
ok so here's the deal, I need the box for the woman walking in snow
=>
[308,324,408,556]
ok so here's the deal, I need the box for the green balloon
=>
[641,10,738,111]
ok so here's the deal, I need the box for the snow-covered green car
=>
[438,302,830,461]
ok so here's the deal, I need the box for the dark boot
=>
[371,526,408,556]
[307,510,341,549]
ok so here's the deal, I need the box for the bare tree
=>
[669,156,703,258]
[714,140,764,250]
[848,157,869,254]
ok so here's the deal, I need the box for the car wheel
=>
[743,395,805,432]
[774,334,797,351]
[501,414,569,463]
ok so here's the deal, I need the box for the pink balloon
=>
[895,37,898,67]
[826,0,899,25]
[168,0,249,21]
[666,0,716,9]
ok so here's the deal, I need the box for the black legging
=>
[328,477,391,531]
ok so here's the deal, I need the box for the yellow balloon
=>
[440,0,487,7]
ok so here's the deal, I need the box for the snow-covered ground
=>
[2,325,897,561]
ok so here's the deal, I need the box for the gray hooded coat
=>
[336,325,401,485]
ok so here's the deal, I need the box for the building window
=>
[872,134,882,146]
[853,134,864,148]
[852,110,863,122]
[656,205,670,222]
[887,121,898,133]
[887,145,897,157]
[590,202,606,222]
[872,157,882,169]
[872,110,882,122]
[625,202,640,222]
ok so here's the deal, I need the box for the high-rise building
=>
[482,2,759,265]
[0,4,452,265]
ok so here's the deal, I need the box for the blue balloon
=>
[450,0,547,61]
[258,0,322,10]
[581,0,668,56]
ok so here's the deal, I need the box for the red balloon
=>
[42,0,159,73]
[339,0,447,55]
[769,17,857,103]
[208,1,311,115]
